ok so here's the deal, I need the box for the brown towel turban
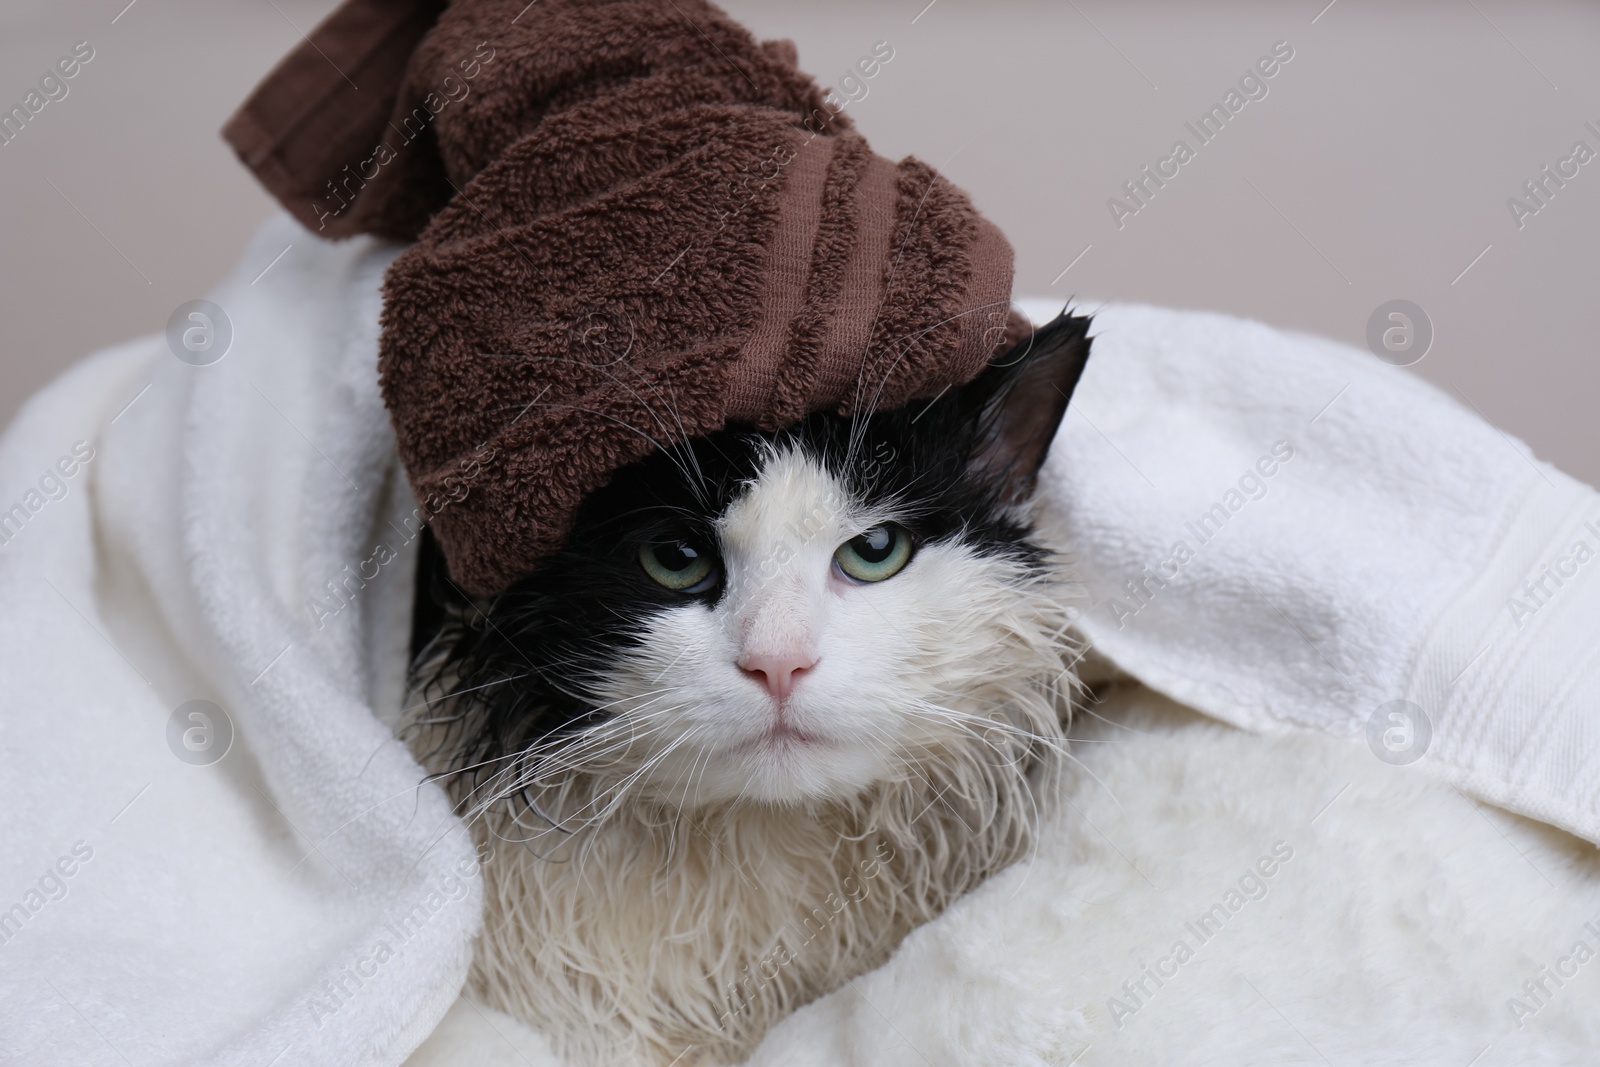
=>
[225,0,1018,595]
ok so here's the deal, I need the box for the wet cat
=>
[405,310,1092,1065]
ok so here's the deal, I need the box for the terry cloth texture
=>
[225,0,1018,595]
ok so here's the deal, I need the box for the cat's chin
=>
[640,735,891,808]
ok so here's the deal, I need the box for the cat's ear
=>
[969,309,1092,504]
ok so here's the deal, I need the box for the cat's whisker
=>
[398,672,535,718]
[424,747,537,792]
[672,723,726,811]
[501,703,694,811]
[488,718,669,799]
[570,351,713,507]
[526,717,682,784]
[549,721,701,829]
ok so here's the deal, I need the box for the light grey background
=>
[2,0,1596,483]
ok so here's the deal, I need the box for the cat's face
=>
[411,311,1092,820]
[595,442,1058,804]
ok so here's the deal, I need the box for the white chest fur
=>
[463,702,1063,1066]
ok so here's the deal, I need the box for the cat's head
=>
[410,310,1092,825]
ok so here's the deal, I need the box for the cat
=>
[403,309,1094,1066]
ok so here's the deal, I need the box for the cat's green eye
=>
[834,524,913,583]
[640,539,719,592]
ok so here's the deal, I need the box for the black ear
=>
[970,308,1092,503]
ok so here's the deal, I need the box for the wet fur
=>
[404,313,1092,1064]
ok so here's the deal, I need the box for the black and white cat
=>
[405,310,1093,1065]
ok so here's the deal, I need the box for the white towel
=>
[2,218,1595,1065]
[0,216,476,1067]
[741,685,1600,1067]
[1014,295,1600,845]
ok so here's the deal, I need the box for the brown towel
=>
[225,0,1017,596]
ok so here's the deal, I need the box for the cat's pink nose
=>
[738,649,818,702]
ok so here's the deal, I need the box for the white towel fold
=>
[1014,296,1600,845]
[0,216,476,1067]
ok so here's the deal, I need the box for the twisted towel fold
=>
[225,0,1017,594]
